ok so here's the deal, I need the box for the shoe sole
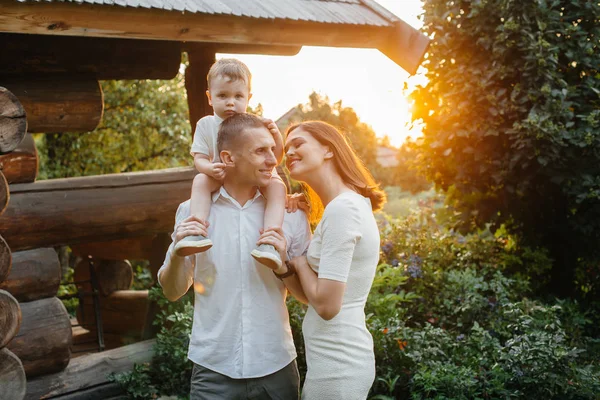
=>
[174,239,213,257]
[251,250,282,270]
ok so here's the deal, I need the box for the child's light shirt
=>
[190,114,224,162]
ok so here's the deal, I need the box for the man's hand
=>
[257,227,288,272]
[286,192,311,214]
[174,215,210,248]
[207,162,227,181]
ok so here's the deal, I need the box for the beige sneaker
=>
[251,244,282,270]
[174,235,213,257]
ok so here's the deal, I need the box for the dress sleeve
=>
[190,117,213,158]
[157,202,196,285]
[317,196,362,283]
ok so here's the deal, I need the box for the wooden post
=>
[185,47,215,134]
[0,347,26,400]
[8,296,72,378]
[1,76,104,133]
[0,167,196,251]
[0,133,38,184]
[0,87,27,154]
[0,289,21,349]
[0,248,61,303]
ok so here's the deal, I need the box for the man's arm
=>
[158,206,209,301]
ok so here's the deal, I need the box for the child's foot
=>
[174,235,213,257]
[251,244,282,270]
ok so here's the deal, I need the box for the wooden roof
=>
[19,0,392,26]
[0,0,430,74]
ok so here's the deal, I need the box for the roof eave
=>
[0,1,429,74]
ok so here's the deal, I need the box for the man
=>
[158,113,311,400]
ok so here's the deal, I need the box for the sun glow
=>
[219,0,425,148]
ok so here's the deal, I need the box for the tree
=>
[410,0,600,296]
[281,92,379,169]
[38,75,192,179]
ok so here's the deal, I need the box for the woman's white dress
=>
[302,191,380,400]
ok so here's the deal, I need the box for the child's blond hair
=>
[207,58,252,91]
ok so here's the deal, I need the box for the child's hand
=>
[286,192,311,214]
[262,118,282,140]
[208,162,227,181]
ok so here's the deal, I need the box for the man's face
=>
[206,75,251,120]
[228,126,277,188]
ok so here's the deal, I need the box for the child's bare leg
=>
[174,173,221,257]
[251,177,287,270]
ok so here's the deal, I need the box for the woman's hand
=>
[257,227,288,268]
[174,215,209,247]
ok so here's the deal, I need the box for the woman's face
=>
[285,127,330,181]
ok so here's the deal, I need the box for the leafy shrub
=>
[111,287,194,399]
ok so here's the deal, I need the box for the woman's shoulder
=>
[324,191,371,221]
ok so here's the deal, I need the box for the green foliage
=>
[114,206,599,399]
[111,287,194,399]
[37,75,192,179]
[57,266,78,317]
[369,206,599,399]
[410,0,600,296]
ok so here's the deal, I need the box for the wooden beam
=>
[0,1,428,74]
[0,167,196,251]
[0,33,181,80]
[8,297,72,378]
[187,42,302,56]
[0,133,38,184]
[70,235,158,261]
[25,339,155,400]
[0,289,21,349]
[0,86,27,154]
[0,248,61,303]
[1,76,104,133]
[0,348,26,400]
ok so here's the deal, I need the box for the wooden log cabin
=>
[0,0,429,398]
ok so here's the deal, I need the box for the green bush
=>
[113,208,599,399]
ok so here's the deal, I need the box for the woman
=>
[257,121,386,399]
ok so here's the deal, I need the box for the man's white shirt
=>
[158,187,311,379]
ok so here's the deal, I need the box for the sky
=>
[219,0,425,148]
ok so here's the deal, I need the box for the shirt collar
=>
[212,186,264,208]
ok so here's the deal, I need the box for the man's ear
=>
[220,150,235,166]
[206,90,213,107]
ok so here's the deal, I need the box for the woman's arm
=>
[292,256,345,320]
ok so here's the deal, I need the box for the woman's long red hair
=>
[287,121,386,223]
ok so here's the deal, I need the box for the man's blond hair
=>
[207,58,252,91]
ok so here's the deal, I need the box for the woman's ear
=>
[324,146,334,160]
[220,150,235,166]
